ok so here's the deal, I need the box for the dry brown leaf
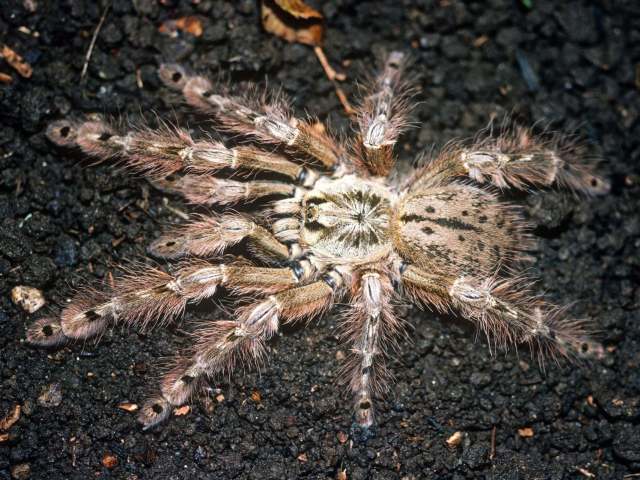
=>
[261,0,324,46]
[0,45,32,78]
[0,405,21,431]
[0,433,9,443]
[0,72,12,84]
[159,16,203,38]
[251,390,262,403]
[273,0,322,19]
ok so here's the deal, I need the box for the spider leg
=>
[26,262,300,345]
[355,51,416,177]
[401,264,603,362]
[159,64,341,170]
[340,270,401,428]
[46,119,309,181]
[409,123,609,194]
[152,174,296,206]
[148,213,290,261]
[138,274,342,429]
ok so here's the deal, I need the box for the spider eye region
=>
[305,204,320,222]
[300,176,393,261]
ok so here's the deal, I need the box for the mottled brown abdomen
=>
[392,184,529,277]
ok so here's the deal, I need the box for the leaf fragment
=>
[159,16,203,38]
[117,402,139,412]
[101,452,118,469]
[518,427,534,438]
[0,405,21,431]
[261,0,324,47]
[251,390,262,403]
[273,0,323,19]
[0,44,33,78]
[173,405,191,416]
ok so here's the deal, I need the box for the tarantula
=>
[27,51,608,431]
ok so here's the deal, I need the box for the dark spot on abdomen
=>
[431,217,479,231]
[400,213,427,223]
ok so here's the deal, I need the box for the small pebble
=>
[10,286,45,313]
[446,431,463,448]
[11,463,30,480]
[101,452,118,469]
[37,383,62,408]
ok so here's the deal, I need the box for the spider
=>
[27,51,608,431]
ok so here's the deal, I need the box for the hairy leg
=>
[401,264,603,360]
[148,213,290,261]
[408,123,609,194]
[354,51,416,177]
[339,270,401,428]
[139,276,341,428]
[26,262,300,345]
[46,119,308,181]
[159,64,341,170]
[152,174,296,206]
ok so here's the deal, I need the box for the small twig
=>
[490,425,497,460]
[313,46,355,116]
[80,2,110,81]
[334,86,356,116]
[314,46,345,81]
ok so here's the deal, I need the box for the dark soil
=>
[1,0,639,479]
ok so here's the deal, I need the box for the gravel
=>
[1,0,639,478]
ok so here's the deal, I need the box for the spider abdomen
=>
[392,184,527,276]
